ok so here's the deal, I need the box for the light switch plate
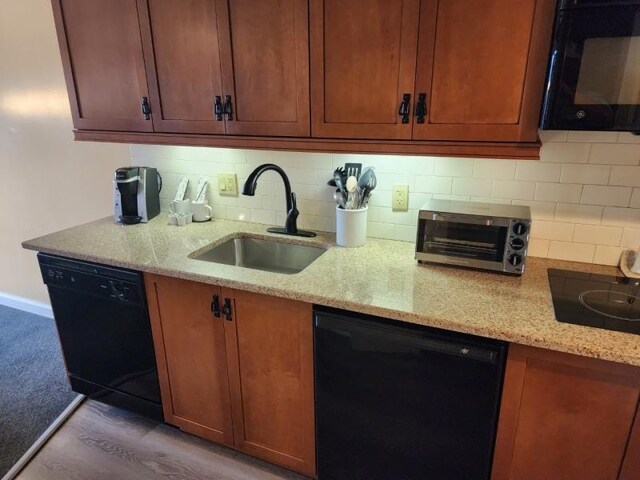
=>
[392,184,409,211]
[218,173,238,196]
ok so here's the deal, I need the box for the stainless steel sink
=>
[191,236,327,274]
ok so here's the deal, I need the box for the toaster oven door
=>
[416,215,509,269]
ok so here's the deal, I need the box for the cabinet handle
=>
[224,95,233,121]
[398,93,410,124]
[214,96,224,121]
[141,96,151,120]
[415,93,427,124]
[222,298,233,321]
[211,295,221,318]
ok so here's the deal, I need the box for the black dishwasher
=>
[38,253,162,421]
[314,307,507,480]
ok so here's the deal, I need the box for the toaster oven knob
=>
[508,253,523,266]
[513,222,528,235]
[510,238,525,251]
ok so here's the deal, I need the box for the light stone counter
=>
[23,216,640,367]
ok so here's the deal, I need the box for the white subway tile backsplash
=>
[515,161,561,182]
[618,133,640,144]
[609,166,640,187]
[588,143,640,165]
[511,200,556,221]
[414,176,452,194]
[531,221,574,241]
[566,131,619,143]
[452,178,492,197]
[548,241,595,263]
[527,238,550,258]
[601,207,640,228]
[492,180,535,200]
[535,182,582,203]
[434,157,474,177]
[593,246,624,266]
[573,224,622,246]
[540,142,590,163]
[474,159,516,179]
[560,164,610,185]
[133,132,640,267]
[621,228,640,248]
[554,203,603,225]
[581,185,632,207]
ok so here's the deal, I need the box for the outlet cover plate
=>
[392,184,409,211]
[218,173,238,196]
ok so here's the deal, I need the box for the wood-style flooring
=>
[16,400,307,480]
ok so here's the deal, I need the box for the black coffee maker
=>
[113,167,161,224]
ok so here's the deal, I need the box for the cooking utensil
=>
[344,162,362,180]
[333,167,347,194]
[334,189,346,209]
[346,176,358,209]
[358,168,377,206]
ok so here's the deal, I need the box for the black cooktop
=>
[548,269,640,335]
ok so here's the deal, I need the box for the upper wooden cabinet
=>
[413,0,556,142]
[492,344,640,480]
[138,0,310,137]
[52,0,557,157]
[145,274,316,478]
[310,0,420,140]
[52,0,153,132]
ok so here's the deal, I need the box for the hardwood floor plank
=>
[16,401,308,480]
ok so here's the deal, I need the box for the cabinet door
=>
[51,0,153,132]
[223,289,315,478]
[310,0,420,139]
[145,274,233,445]
[138,0,225,134]
[413,0,555,142]
[215,0,310,137]
[492,344,640,480]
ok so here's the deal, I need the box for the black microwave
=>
[540,0,640,132]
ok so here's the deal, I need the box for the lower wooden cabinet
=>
[492,344,640,480]
[145,274,316,478]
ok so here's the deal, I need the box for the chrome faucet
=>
[242,164,316,238]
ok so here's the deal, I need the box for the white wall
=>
[132,131,640,266]
[0,0,130,303]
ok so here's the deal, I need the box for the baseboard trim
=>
[0,293,53,318]
[0,395,85,480]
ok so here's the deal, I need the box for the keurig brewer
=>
[113,167,161,224]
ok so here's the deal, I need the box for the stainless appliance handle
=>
[419,211,509,227]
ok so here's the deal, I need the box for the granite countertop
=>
[23,216,640,367]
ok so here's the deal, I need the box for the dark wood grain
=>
[73,130,542,159]
[492,344,640,480]
[620,403,640,480]
[224,289,316,478]
[138,0,226,134]
[216,0,310,137]
[17,400,307,480]
[144,274,234,447]
[310,0,420,139]
[413,0,556,142]
[51,0,152,132]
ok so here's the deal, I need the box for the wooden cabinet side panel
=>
[492,344,640,480]
[620,404,640,480]
[310,0,420,139]
[228,289,316,478]
[138,0,226,134]
[53,0,152,132]
[144,274,233,446]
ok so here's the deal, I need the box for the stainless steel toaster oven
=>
[416,199,531,275]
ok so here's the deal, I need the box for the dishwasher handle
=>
[315,314,503,365]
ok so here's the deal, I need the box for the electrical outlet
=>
[392,184,409,211]
[218,173,238,196]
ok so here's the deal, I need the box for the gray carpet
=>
[0,304,78,477]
